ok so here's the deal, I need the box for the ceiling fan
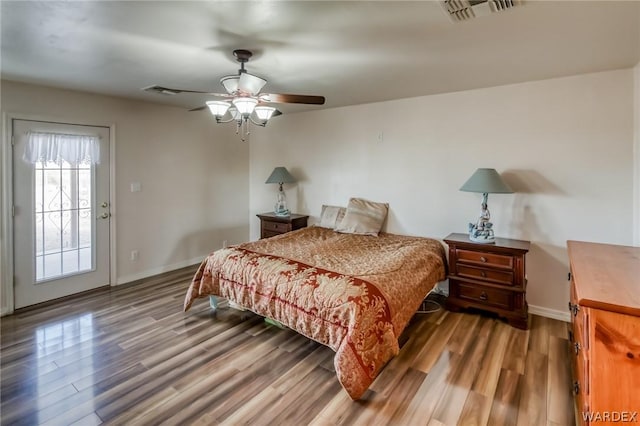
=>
[143,49,325,140]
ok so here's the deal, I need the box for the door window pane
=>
[35,161,94,282]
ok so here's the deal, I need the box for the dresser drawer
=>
[262,220,291,234]
[456,282,513,310]
[570,277,589,351]
[457,264,514,286]
[576,349,589,398]
[456,249,514,269]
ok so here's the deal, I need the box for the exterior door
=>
[12,119,110,309]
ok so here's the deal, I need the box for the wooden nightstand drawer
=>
[456,249,514,269]
[261,230,281,239]
[257,213,309,240]
[444,233,530,329]
[262,220,291,233]
[456,282,513,310]
[457,264,514,286]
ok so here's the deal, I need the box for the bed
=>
[183,226,447,400]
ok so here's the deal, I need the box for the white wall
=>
[250,69,635,317]
[1,80,249,314]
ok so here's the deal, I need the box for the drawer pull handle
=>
[480,271,487,278]
[573,381,580,395]
[480,256,487,263]
[479,292,488,301]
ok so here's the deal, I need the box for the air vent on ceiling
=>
[441,0,522,22]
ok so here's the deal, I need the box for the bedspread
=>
[184,227,446,399]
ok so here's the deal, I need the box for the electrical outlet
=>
[130,250,139,261]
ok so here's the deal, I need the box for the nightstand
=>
[443,233,531,329]
[257,212,309,239]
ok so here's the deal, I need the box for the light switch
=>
[130,182,141,192]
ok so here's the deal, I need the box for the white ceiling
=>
[2,1,639,114]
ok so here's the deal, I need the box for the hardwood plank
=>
[458,390,493,426]
[547,336,575,426]
[516,350,548,426]
[446,312,481,354]
[390,350,461,424]
[472,320,511,397]
[430,321,492,425]
[412,312,463,373]
[487,368,522,426]
[370,367,428,425]
[502,327,529,374]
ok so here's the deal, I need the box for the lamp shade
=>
[232,97,258,115]
[220,75,239,93]
[460,168,513,193]
[206,101,231,117]
[265,167,296,184]
[254,106,277,121]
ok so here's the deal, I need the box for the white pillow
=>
[334,198,389,236]
[318,205,346,229]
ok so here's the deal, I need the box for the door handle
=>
[98,212,110,220]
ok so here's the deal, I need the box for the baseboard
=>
[115,256,204,286]
[529,304,570,322]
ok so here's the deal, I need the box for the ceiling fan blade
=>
[189,106,208,112]
[143,85,232,98]
[238,73,267,95]
[260,93,325,105]
[142,85,207,95]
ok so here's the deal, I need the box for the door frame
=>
[1,112,117,315]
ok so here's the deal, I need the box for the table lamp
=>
[460,168,513,243]
[265,167,296,216]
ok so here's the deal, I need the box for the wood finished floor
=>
[0,267,575,426]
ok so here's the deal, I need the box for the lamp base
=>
[468,233,496,244]
[468,220,495,244]
[274,187,289,217]
[468,196,495,243]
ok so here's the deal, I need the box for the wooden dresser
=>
[444,233,531,329]
[567,241,640,425]
[257,212,308,239]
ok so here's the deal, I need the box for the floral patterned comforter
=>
[183,227,446,399]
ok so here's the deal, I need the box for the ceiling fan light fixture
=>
[220,75,239,94]
[254,106,277,121]
[238,73,267,95]
[146,50,324,142]
[232,97,258,115]
[206,100,231,117]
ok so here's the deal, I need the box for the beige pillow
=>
[318,205,346,229]
[335,198,389,236]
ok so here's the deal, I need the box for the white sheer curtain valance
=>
[23,131,101,165]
